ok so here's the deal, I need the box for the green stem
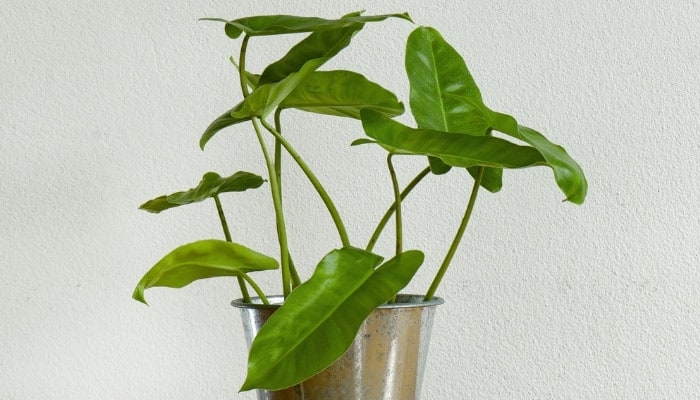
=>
[387,155,402,256]
[252,117,292,298]
[424,167,484,301]
[275,109,301,288]
[239,272,270,305]
[367,166,430,252]
[238,35,291,298]
[259,118,350,247]
[213,194,250,303]
[238,35,251,97]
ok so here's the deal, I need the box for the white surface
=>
[1,0,698,399]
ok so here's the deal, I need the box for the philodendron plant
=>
[133,11,587,392]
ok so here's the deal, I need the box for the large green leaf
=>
[203,12,411,39]
[258,12,364,85]
[406,26,502,189]
[199,71,403,148]
[361,109,546,169]
[132,240,279,305]
[280,70,403,118]
[241,247,424,391]
[139,171,264,213]
[487,111,588,204]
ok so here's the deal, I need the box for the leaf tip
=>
[132,287,149,305]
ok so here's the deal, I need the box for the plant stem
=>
[387,155,402,256]
[366,166,431,252]
[238,35,251,97]
[239,272,270,305]
[259,118,350,247]
[214,194,251,303]
[424,167,484,301]
[238,35,291,298]
[275,109,301,288]
[252,117,292,298]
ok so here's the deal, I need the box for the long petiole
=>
[238,35,292,297]
[366,166,431,252]
[275,109,301,288]
[387,154,402,256]
[214,194,250,303]
[251,117,292,298]
[259,118,350,247]
[424,167,484,300]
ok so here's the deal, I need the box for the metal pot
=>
[233,294,443,400]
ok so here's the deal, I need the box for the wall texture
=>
[1,0,698,399]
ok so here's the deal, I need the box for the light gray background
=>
[1,1,698,399]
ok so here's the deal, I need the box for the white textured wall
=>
[1,0,698,398]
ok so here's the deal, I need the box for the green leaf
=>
[258,12,365,85]
[361,109,546,169]
[200,106,251,150]
[241,247,424,391]
[132,240,279,305]
[139,171,264,213]
[280,70,404,118]
[487,111,588,204]
[199,71,404,148]
[204,12,412,39]
[406,26,501,189]
[406,27,484,133]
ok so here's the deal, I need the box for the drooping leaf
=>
[361,109,546,169]
[139,171,264,213]
[132,240,278,305]
[280,70,404,118]
[200,106,251,150]
[203,12,412,39]
[406,26,502,189]
[258,12,364,85]
[241,247,424,391]
[487,111,588,204]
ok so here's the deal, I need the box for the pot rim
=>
[231,294,444,310]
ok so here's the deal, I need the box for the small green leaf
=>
[280,70,404,119]
[204,12,412,38]
[241,247,424,391]
[132,240,279,305]
[139,171,264,213]
[361,109,546,169]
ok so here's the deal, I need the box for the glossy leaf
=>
[139,171,264,213]
[361,109,546,169]
[241,247,424,391]
[258,12,364,85]
[487,111,588,204]
[200,107,250,150]
[132,240,279,305]
[406,26,501,189]
[280,70,403,118]
[204,12,412,39]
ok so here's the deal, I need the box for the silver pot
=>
[233,294,443,400]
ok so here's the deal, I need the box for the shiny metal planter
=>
[233,294,443,400]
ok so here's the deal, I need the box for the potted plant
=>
[132,10,587,399]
